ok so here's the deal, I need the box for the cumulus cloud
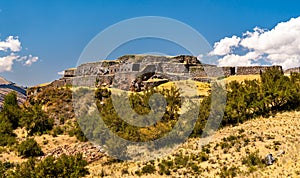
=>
[210,35,241,56]
[0,53,19,72]
[0,36,21,52]
[211,16,300,69]
[0,36,38,72]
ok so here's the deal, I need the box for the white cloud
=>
[58,70,65,75]
[218,51,262,66]
[209,35,240,56]
[0,36,21,52]
[0,36,38,72]
[24,55,38,66]
[0,53,19,72]
[211,16,300,69]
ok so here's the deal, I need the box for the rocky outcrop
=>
[39,142,106,163]
[0,77,26,108]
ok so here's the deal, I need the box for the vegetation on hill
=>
[0,153,88,177]
[1,67,300,177]
[0,90,89,177]
[192,67,300,137]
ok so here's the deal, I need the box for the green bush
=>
[0,161,14,178]
[192,67,300,138]
[0,92,22,146]
[220,166,239,178]
[20,104,53,136]
[7,153,89,177]
[17,138,43,158]
[141,164,156,174]
[1,92,22,129]
[241,150,264,168]
[0,117,16,146]
[68,123,88,142]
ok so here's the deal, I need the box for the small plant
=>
[42,140,49,145]
[238,128,245,134]
[220,166,239,178]
[52,126,64,136]
[202,144,211,154]
[241,150,265,170]
[199,152,209,162]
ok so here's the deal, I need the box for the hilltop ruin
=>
[28,54,290,94]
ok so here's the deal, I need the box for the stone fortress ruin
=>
[28,54,296,94]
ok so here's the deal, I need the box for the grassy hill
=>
[1,68,300,177]
[86,111,300,177]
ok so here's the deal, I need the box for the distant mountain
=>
[0,76,26,108]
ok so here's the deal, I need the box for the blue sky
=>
[0,0,299,86]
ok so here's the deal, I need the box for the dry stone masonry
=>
[27,54,298,94]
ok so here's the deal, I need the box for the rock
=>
[264,154,276,165]
[277,150,285,156]
[39,142,106,163]
[0,76,26,109]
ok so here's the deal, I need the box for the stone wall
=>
[51,78,73,87]
[64,68,76,77]
[189,66,206,77]
[76,62,104,76]
[159,63,189,74]
[72,75,97,87]
[285,67,300,74]
[27,55,286,95]
[221,67,235,76]
[236,66,282,75]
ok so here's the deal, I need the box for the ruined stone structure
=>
[285,67,300,74]
[236,66,282,75]
[28,54,292,93]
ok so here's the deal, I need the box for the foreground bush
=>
[5,153,89,177]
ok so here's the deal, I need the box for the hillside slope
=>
[86,111,300,177]
[0,76,26,108]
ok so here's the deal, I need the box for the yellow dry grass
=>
[36,82,51,87]
[0,128,79,164]
[225,75,260,83]
[86,111,300,177]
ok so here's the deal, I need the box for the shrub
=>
[241,150,264,168]
[220,166,239,178]
[8,153,89,177]
[52,126,64,136]
[0,117,16,146]
[0,161,14,178]
[1,92,22,129]
[20,104,53,136]
[141,164,156,174]
[17,138,43,158]
[198,152,209,162]
[68,123,88,142]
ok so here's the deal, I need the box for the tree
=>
[20,104,53,135]
[0,119,16,146]
[0,92,22,129]
[260,67,294,112]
